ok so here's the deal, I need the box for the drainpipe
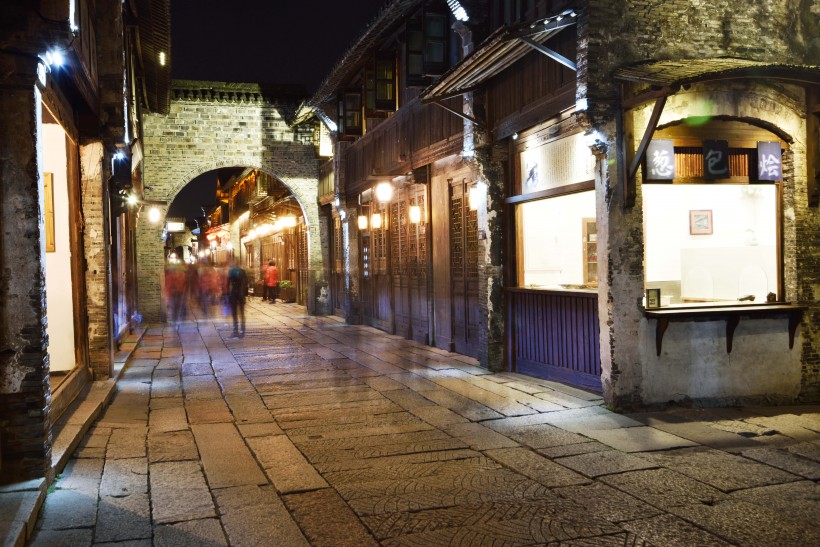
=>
[452,22,475,158]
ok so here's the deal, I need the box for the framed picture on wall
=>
[689,210,712,235]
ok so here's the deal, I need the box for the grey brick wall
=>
[579,0,820,405]
[139,89,322,321]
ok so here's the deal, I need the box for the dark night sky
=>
[168,0,386,220]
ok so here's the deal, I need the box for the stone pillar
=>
[80,143,114,378]
[0,55,52,482]
[136,212,167,322]
[343,205,361,324]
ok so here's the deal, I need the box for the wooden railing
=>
[507,288,601,392]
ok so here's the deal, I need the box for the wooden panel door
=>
[408,186,429,344]
[331,216,345,314]
[365,201,393,332]
[450,180,480,358]
[391,195,411,337]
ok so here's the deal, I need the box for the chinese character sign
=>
[757,142,782,181]
[703,140,730,179]
[646,140,675,180]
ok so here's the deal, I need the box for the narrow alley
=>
[30,302,820,546]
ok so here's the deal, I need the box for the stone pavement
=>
[29,300,820,546]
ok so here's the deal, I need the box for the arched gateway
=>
[139,80,323,321]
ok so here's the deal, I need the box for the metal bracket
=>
[431,100,483,127]
[519,37,576,72]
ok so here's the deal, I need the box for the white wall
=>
[42,123,77,372]
[520,190,595,288]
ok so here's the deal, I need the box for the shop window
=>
[339,91,362,137]
[642,120,783,307]
[366,52,397,113]
[643,184,778,307]
[406,7,450,85]
[516,191,596,289]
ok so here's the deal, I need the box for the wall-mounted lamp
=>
[468,182,485,211]
[126,194,138,206]
[375,182,393,203]
[280,215,297,228]
[357,215,368,230]
[409,205,422,223]
[371,213,382,229]
[148,207,161,223]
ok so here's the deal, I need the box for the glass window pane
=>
[408,54,423,76]
[408,30,423,51]
[643,184,777,305]
[376,82,393,101]
[425,41,445,63]
[517,191,596,289]
[425,14,446,37]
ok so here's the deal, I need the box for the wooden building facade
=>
[308,0,820,408]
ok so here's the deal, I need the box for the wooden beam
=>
[431,100,483,127]
[626,94,668,190]
[507,18,575,40]
[808,87,820,207]
[519,37,576,71]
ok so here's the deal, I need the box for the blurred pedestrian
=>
[226,259,248,337]
[264,259,279,303]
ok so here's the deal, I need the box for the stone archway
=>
[137,81,323,321]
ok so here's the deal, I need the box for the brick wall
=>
[580,0,820,405]
[139,88,322,321]
[80,142,114,378]
[0,82,52,481]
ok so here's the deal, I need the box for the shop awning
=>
[614,58,820,89]
[420,9,578,103]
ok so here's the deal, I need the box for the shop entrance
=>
[449,180,480,358]
[42,116,84,376]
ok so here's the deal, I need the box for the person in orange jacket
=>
[264,259,279,303]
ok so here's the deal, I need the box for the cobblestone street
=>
[31,301,820,546]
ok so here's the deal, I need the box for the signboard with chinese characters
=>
[518,133,595,195]
[703,140,730,179]
[757,142,782,181]
[646,140,675,180]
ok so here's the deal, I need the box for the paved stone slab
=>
[154,518,228,546]
[554,481,663,523]
[370,496,621,545]
[148,430,199,462]
[485,421,590,448]
[30,528,94,546]
[248,435,328,493]
[644,446,800,491]
[149,405,188,433]
[191,423,268,488]
[184,398,234,424]
[555,449,657,478]
[106,426,147,459]
[669,498,820,546]
[601,468,728,509]
[429,377,537,416]
[584,425,699,452]
[620,513,733,546]
[182,362,214,376]
[37,458,103,530]
[443,422,519,450]
[95,493,151,543]
[238,421,283,437]
[421,389,503,421]
[150,461,216,524]
[731,480,820,525]
[787,441,820,462]
[224,392,276,423]
[214,485,309,546]
[283,489,380,546]
[485,447,589,487]
[741,446,820,479]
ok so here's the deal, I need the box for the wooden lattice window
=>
[333,216,343,273]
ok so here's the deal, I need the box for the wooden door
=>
[450,180,480,357]
[391,193,410,337]
[371,201,393,332]
[408,186,430,344]
[331,216,345,314]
